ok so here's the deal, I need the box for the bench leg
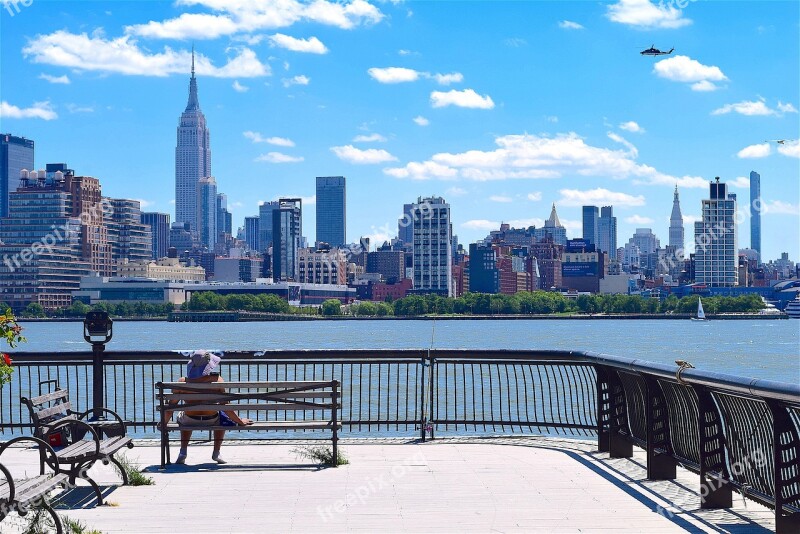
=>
[108,454,129,485]
[43,501,64,534]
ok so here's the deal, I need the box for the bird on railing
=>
[675,360,695,384]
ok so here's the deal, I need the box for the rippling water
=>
[13,319,800,383]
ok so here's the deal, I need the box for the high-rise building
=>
[468,243,498,294]
[695,177,738,287]
[367,248,405,282]
[316,176,346,247]
[272,198,302,281]
[750,171,761,262]
[196,176,217,250]
[533,204,567,245]
[582,206,599,247]
[258,201,279,252]
[411,196,452,296]
[175,50,211,234]
[105,198,152,269]
[65,172,113,276]
[141,212,170,259]
[244,216,260,252]
[669,186,684,251]
[1,134,34,218]
[216,193,232,240]
[597,206,617,259]
[398,203,414,244]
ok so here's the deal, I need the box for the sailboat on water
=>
[691,298,708,321]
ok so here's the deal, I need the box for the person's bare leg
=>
[212,430,226,464]
[177,430,191,464]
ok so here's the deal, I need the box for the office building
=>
[142,212,170,260]
[411,196,452,296]
[244,216,260,252]
[533,204,567,245]
[366,247,405,282]
[398,203,414,244]
[669,186,684,251]
[531,238,563,290]
[175,50,211,234]
[1,134,34,218]
[582,206,599,247]
[299,247,347,285]
[169,221,199,254]
[105,198,152,269]
[216,193,232,241]
[272,198,302,281]
[316,176,346,247]
[750,171,761,262]
[196,176,217,250]
[469,243,498,294]
[695,177,738,287]
[597,206,617,259]
[258,201,279,252]
[116,256,205,281]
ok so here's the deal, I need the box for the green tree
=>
[321,299,342,316]
[22,302,46,318]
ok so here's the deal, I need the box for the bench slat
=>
[161,402,335,412]
[164,420,341,431]
[157,381,337,390]
[29,389,70,406]
[12,474,66,502]
[158,392,334,401]
[33,402,72,420]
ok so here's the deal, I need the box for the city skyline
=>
[1,1,798,260]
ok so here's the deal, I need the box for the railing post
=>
[427,354,435,441]
[607,369,633,458]
[694,386,732,509]
[644,376,676,480]
[766,399,800,534]
[332,380,339,466]
[595,366,611,453]
[419,355,427,442]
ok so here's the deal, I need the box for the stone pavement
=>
[0,437,775,533]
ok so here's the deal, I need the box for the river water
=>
[12,319,800,383]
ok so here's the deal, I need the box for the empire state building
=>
[175,50,211,233]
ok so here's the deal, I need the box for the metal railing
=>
[1,349,798,532]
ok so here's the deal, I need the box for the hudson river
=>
[13,319,800,383]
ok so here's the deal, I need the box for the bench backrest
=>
[20,387,76,437]
[155,380,340,420]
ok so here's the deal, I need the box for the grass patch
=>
[62,516,103,534]
[19,502,57,534]
[291,445,348,466]
[113,454,154,486]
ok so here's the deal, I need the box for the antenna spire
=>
[191,44,195,78]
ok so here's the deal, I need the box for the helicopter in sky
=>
[640,45,675,56]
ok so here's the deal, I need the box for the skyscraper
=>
[175,50,211,234]
[1,134,34,218]
[272,198,302,281]
[316,176,346,247]
[196,176,217,250]
[244,216,260,252]
[411,196,452,296]
[582,206,599,247]
[597,206,617,259]
[105,198,152,268]
[669,185,684,251]
[398,203,414,244]
[258,201,279,252]
[750,171,761,262]
[216,193,232,238]
[533,204,567,245]
[141,212,170,259]
[695,177,738,287]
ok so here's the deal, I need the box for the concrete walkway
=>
[0,437,774,533]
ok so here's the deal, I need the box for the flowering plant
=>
[0,311,25,388]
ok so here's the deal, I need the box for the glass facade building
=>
[141,212,170,260]
[1,134,34,218]
[750,171,761,262]
[196,176,217,250]
[411,196,452,296]
[695,178,738,287]
[272,199,302,281]
[316,176,346,247]
[582,205,599,247]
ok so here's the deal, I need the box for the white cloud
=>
[398,49,415,56]
[243,131,296,146]
[413,115,430,126]
[559,20,584,30]
[0,101,57,120]
[545,115,559,123]
[255,152,304,163]
[368,67,420,83]
[331,145,397,164]
[606,0,691,29]
[446,186,468,197]
[461,219,500,231]
[133,199,155,209]
[282,74,310,87]
[619,121,645,133]
[489,195,513,203]
[683,215,701,225]
[762,201,800,215]
[558,188,646,207]
[232,80,249,92]
[777,140,800,158]
[125,0,384,39]
[504,37,527,47]
[625,215,655,224]
[527,192,542,201]
[653,55,727,91]
[431,72,463,85]
[385,132,708,188]
[268,34,328,54]
[713,98,797,117]
[66,103,94,113]
[38,73,70,84]
[23,31,269,78]
[737,143,771,159]
[352,133,387,143]
[430,89,494,109]
[728,176,750,188]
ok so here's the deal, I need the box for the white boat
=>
[786,294,800,319]
[691,298,708,321]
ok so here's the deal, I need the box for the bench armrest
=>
[74,407,127,432]
[0,436,60,474]
[0,462,14,506]
[48,420,101,457]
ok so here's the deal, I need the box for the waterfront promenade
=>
[1,438,776,533]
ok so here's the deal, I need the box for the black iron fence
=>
[1,349,798,532]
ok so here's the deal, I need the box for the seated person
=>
[174,350,253,464]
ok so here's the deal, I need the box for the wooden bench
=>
[21,383,134,505]
[0,436,68,534]
[156,380,341,469]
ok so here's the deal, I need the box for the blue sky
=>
[2,0,798,261]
